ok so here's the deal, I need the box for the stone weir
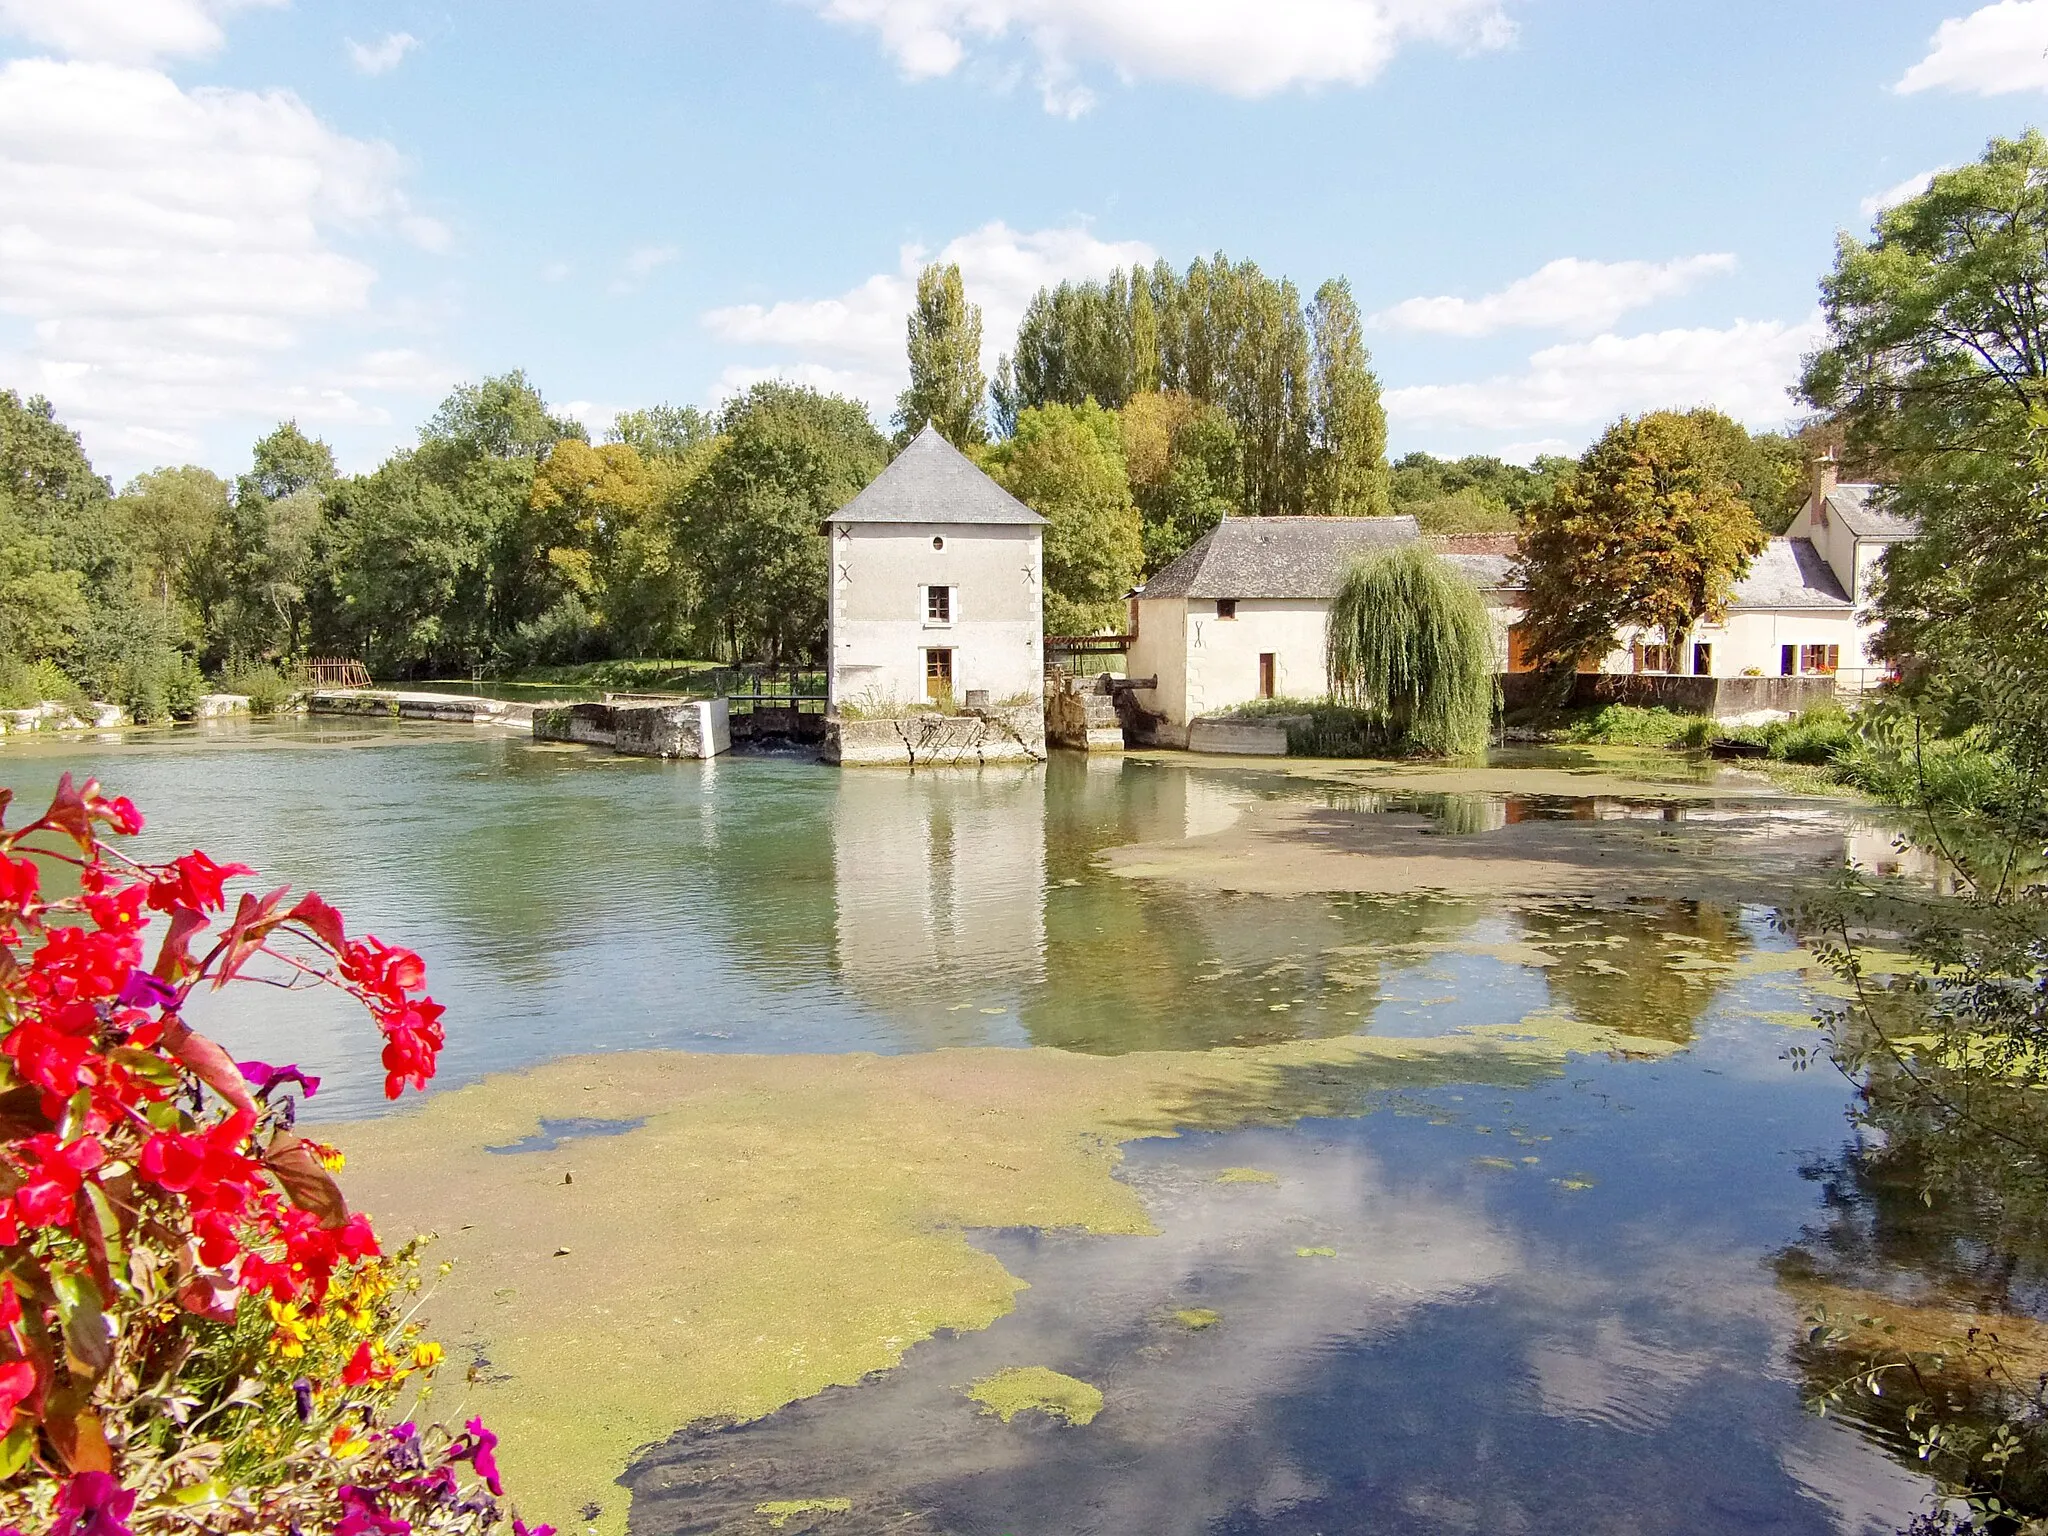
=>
[824,705,1045,767]
[309,690,543,727]
[532,699,731,760]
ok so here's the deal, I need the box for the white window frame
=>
[920,583,955,629]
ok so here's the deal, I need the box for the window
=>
[931,535,945,550]
[1692,642,1713,677]
[925,585,951,623]
[1782,644,1797,677]
[1801,643,1840,676]
[1258,653,1276,699]
[1216,598,1237,620]
[925,648,953,700]
[1640,644,1674,674]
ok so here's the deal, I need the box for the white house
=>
[1125,516,1420,730]
[1538,458,1912,690]
[823,424,1046,712]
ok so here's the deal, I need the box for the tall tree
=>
[1327,545,1494,758]
[984,400,1142,635]
[237,421,336,505]
[894,263,987,447]
[608,404,714,459]
[422,370,586,466]
[1514,410,1768,673]
[1119,391,1238,571]
[1306,279,1391,516]
[677,382,887,663]
[115,466,228,620]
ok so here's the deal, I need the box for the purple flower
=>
[334,1487,411,1536]
[293,1377,314,1423]
[448,1416,503,1496]
[237,1059,321,1099]
[115,971,178,1012]
[52,1472,137,1536]
[513,1521,556,1536]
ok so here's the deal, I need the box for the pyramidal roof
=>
[1140,516,1422,600]
[824,423,1045,527]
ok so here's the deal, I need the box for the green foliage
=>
[1325,544,1494,757]
[1517,409,1769,674]
[676,382,888,664]
[221,659,294,714]
[1120,391,1239,571]
[422,369,586,465]
[1559,705,1715,749]
[0,657,84,709]
[608,403,714,459]
[983,400,1143,634]
[894,263,986,447]
[1403,488,1521,535]
[115,465,228,631]
[996,253,1388,518]
[1389,451,1571,520]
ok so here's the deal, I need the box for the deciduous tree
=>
[984,401,1142,635]
[1515,410,1768,674]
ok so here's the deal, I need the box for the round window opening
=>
[932,535,945,550]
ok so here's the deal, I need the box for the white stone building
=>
[1125,516,1421,730]
[823,424,1046,712]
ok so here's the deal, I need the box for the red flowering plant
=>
[0,776,545,1535]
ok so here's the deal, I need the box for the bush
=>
[1327,545,1496,757]
[220,660,295,715]
[1562,705,1713,749]
[0,656,87,710]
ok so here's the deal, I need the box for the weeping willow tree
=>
[1326,544,1495,757]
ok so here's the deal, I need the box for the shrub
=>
[0,775,537,1534]
[221,661,294,716]
[0,658,87,710]
[1561,705,1713,749]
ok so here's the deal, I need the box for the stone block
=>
[825,707,1045,767]
[1188,716,1302,756]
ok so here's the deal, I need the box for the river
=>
[0,720,1949,1534]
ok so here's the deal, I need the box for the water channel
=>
[0,720,1955,1533]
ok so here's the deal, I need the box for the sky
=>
[0,0,2044,484]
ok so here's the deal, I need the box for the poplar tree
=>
[1307,279,1391,517]
[894,263,987,448]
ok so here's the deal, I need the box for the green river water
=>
[0,720,1973,1534]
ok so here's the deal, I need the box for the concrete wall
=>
[1126,595,1189,725]
[1187,716,1299,755]
[827,521,1043,712]
[1501,672,1839,717]
[823,706,1046,766]
[533,699,730,758]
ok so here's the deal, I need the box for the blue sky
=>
[1,0,2043,481]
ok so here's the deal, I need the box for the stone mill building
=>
[823,423,1046,713]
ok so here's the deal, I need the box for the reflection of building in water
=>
[831,770,1046,1037]
[1845,821,1957,891]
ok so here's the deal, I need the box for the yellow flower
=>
[413,1341,444,1370]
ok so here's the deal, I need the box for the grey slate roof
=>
[1139,516,1421,600]
[1440,552,1519,591]
[824,423,1045,527]
[1728,538,1851,610]
[1825,483,1916,540]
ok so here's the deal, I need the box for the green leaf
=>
[50,1264,111,1378]
[0,1425,31,1479]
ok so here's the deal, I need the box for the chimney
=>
[1811,450,1838,509]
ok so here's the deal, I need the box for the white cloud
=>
[0,0,282,64]
[703,220,1154,418]
[1498,437,1573,465]
[0,57,443,469]
[346,31,418,75]
[1859,165,1951,217]
[609,244,680,294]
[708,361,901,418]
[806,0,1515,115]
[1375,255,1736,338]
[1897,0,2048,96]
[1384,315,1823,436]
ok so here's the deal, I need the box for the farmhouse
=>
[823,424,1045,713]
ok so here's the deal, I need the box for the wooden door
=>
[1258,653,1276,699]
[925,648,953,700]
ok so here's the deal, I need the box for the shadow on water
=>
[484,1116,646,1154]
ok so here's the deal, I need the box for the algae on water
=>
[966,1366,1104,1426]
[1174,1308,1221,1330]
[1215,1168,1278,1184]
[756,1498,852,1528]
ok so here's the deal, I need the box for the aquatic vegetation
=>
[1295,1247,1338,1258]
[0,775,532,1534]
[965,1367,1103,1426]
[756,1496,852,1527]
[1173,1308,1221,1330]
[1214,1168,1277,1184]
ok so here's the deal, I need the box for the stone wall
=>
[824,707,1046,766]
[533,699,730,759]
[1044,677,1124,752]
[1187,716,1301,756]
[1499,673,1839,718]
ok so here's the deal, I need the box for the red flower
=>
[146,851,254,915]
[83,883,146,936]
[82,787,143,838]
[0,1360,35,1422]
[0,854,37,912]
[341,1341,390,1386]
[12,1134,104,1230]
